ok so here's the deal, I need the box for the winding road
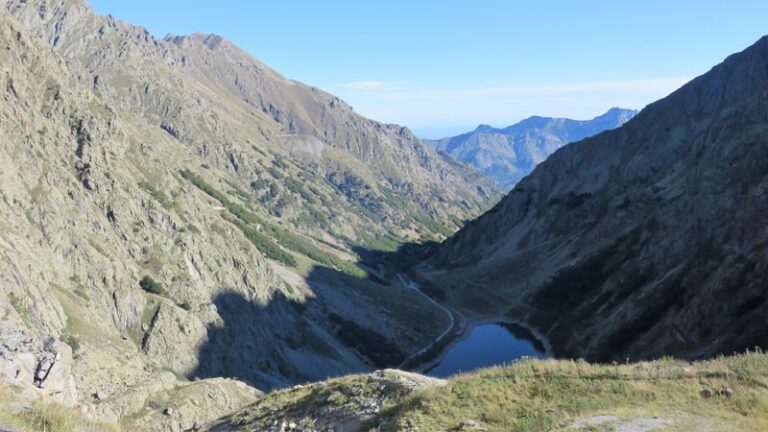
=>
[395,273,456,364]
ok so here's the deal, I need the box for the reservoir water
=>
[426,323,546,378]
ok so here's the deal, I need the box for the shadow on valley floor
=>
[191,290,313,389]
[191,239,444,390]
[353,240,440,282]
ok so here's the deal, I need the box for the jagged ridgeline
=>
[420,35,768,363]
[0,0,495,428]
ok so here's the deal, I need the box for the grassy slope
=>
[3,353,767,431]
[210,351,768,431]
[0,384,118,432]
[384,352,768,431]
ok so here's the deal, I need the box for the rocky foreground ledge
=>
[205,369,443,432]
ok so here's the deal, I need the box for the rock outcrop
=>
[0,322,77,406]
[205,369,445,432]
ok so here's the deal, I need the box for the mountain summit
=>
[424,108,637,189]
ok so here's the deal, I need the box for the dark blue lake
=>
[426,323,546,378]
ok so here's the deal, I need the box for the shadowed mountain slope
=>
[420,35,768,362]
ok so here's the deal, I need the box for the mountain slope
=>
[5,0,497,244]
[419,36,768,362]
[0,0,493,427]
[424,108,636,189]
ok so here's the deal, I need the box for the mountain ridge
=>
[424,107,637,189]
[418,34,768,362]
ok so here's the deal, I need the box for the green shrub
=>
[63,334,81,353]
[181,169,228,202]
[185,224,201,234]
[250,178,269,191]
[67,275,89,300]
[267,167,284,179]
[139,276,168,297]
[181,169,363,276]
[285,177,319,204]
[225,180,251,201]
[260,222,365,277]
[271,156,289,169]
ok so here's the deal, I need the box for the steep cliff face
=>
[421,36,768,361]
[424,108,636,189]
[0,0,475,425]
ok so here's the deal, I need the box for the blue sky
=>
[89,1,768,138]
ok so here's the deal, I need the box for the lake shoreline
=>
[411,317,550,377]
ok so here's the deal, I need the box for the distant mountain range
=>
[424,108,637,189]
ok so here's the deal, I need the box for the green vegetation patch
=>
[181,170,268,227]
[219,352,768,432]
[182,169,365,276]
[0,389,119,432]
[138,179,172,209]
[228,217,297,267]
[8,292,30,325]
[139,275,168,297]
[68,275,89,301]
[63,333,81,353]
[264,226,365,277]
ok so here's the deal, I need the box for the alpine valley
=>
[1,1,768,432]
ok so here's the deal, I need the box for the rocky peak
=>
[165,32,231,50]
[187,32,228,50]
[473,124,496,133]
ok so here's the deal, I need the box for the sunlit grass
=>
[0,382,118,432]
[383,351,768,431]
[5,353,768,431]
